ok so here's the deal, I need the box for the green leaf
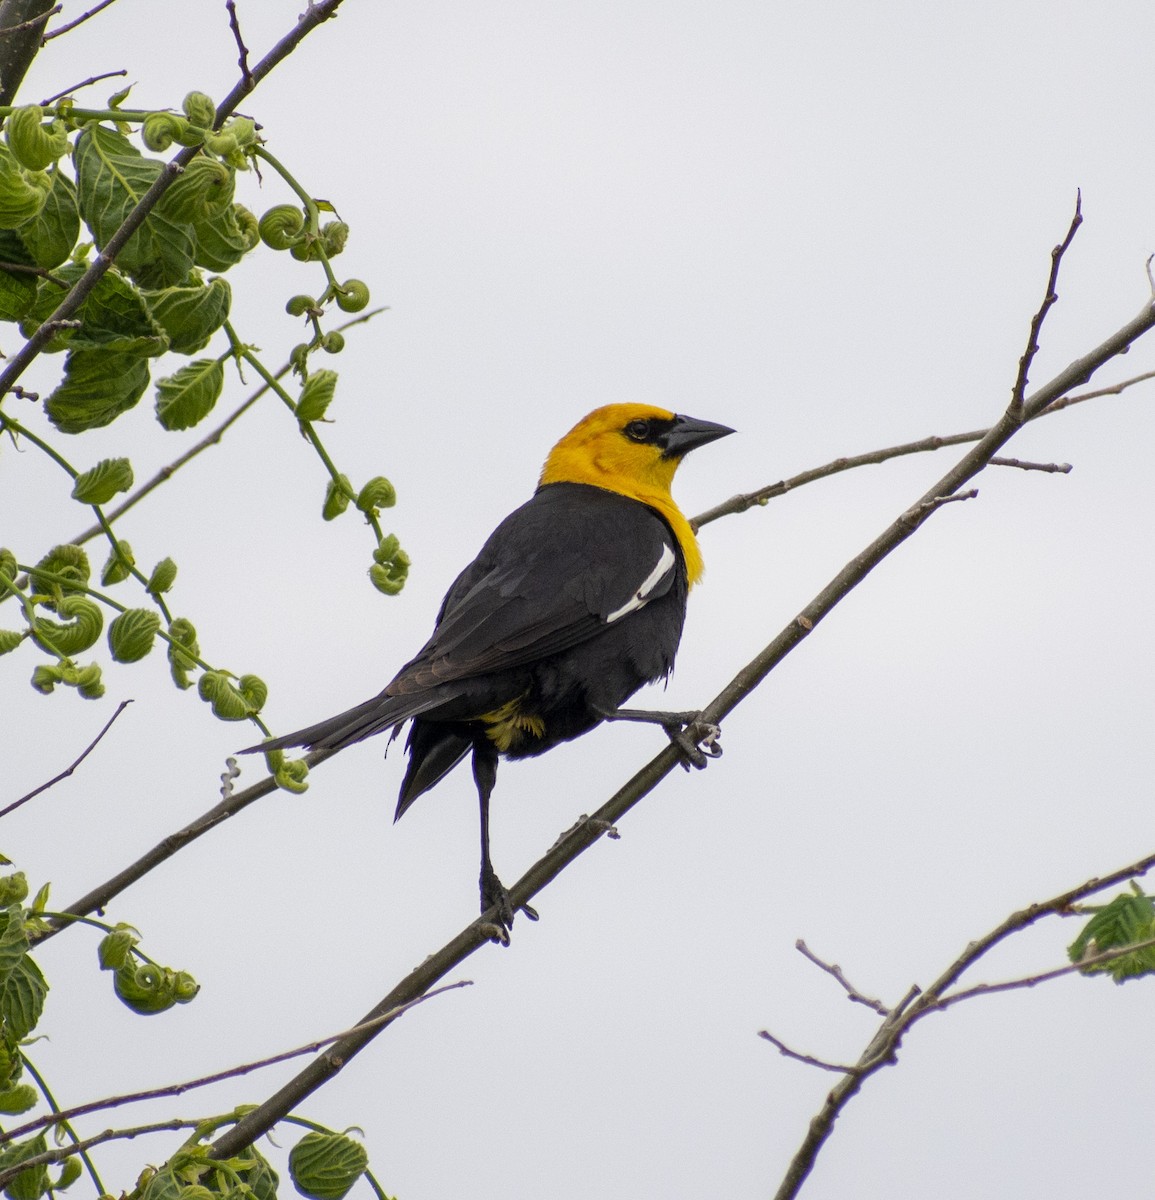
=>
[0,270,36,323]
[113,962,198,1015]
[68,268,168,355]
[155,358,224,431]
[73,124,194,288]
[191,202,258,272]
[97,923,139,970]
[0,145,50,228]
[0,631,23,657]
[0,1133,48,1200]
[1068,888,1155,983]
[16,168,79,269]
[297,369,337,422]
[71,456,134,504]
[146,557,177,595]
[143,276,230,354]
[44,349,150,432]
[288,1132,368,1200]
[356,476,396,513]
[107,608,161,662]
[17,263,83,351]
[31,596,103,655]
[322,474,352,521]
[100,540,135,585]
[166,616,199,689]
[0,907,46,1040]
[0,1084,36,1115]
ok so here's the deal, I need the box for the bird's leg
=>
[471,742,538,942]
[596,706,722,770]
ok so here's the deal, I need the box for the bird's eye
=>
[624,419,651,443]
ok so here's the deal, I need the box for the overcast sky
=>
[6,2,1155,1198]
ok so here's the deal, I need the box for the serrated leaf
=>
[297,369,337,422]
[288,1132,367,1200]
[44,349,150,432]
[16,168,79,269]
[143,276,230,354]
[1,1133,48,1200]
[191,202,257,272]
[71,457,133,504]
[155,358,224,430]
[146,557,177,595]
[73,124,194,288]
[0,907,46,1040]
[68,268,168,354]
[107,608,161,662]
[31,596,102,655]
[1068,889,1155,982]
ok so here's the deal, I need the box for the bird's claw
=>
[669,716,723,771]
[479,865,538,944]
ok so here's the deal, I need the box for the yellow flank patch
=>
[479,697,546,751]
[538,403,705,586]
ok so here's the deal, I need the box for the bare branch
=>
[0,981,472,1148]
[225,1,253,90]
[39,67,127,104]
[989,455,1072,473]
[795,939,889,1016]
[1009,192,1083,418]
[0,701,131,819]
[757,1030,862,1075]
[41,0,117,40]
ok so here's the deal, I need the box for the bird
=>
[250,403,733,938]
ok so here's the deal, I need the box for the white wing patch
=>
[605,543,676,623]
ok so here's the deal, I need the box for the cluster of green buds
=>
[0,103,69,228]
[98,923,199,1015]
[141,91,257,169]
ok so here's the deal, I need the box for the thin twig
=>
[0,980,472,1147]
[0,700,130,819]
[41,0,118,40]
[1009,191,1083,418]
[39,67,126,105]
[795,939,889,1015]
[0,1120,200,1189]
[225,0,252,90]
[989,455,1072,473]
[757,1030,861,1075]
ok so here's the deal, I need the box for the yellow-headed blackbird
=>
[252,403,732,933]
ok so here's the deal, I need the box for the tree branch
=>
[0,0,55,105]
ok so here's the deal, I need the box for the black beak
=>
[661,414,736,458]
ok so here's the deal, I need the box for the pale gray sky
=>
[6,2,1155,1198]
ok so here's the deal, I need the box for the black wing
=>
[388,482,681,693]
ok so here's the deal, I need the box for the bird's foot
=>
[666,714,723,771]
[479,864,538,945]
[595,705,722,769]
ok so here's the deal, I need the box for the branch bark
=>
[0,0,55,105]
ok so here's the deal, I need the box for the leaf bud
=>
[290,342,310,373]
[0,629,24,656]
[322,474,353,521]
[161,156,234,222]
[30,663,61,694]
[369,561,407,596]
[0,871,28,906]
[288,1132,368,1200]
[286,293,314,317]
[28,544,90,594]
[238,674,268,713]
[0,546,16,583]
[182,91,217,129]
[334,278,370,313]
[297,368,338,422]
[108,608,161,662]
[72,662,105,700]
[101,540,135,586]
[321,220,349,257]
[71,456,134,504]
[32,595,103,655]
[167,616,200,689]
[198,671,251,721]
[97,923,139,970]
[275,758,310,795]
[6,105,69,171]
[356,476,397,513]
[258,203,305,251]
[147,557,178,596]
[0,145,50,227]
[321,331,345,354]
[141,111,201,152]
[0,1084,37,1115]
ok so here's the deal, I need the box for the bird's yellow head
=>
[539,403,733,585]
